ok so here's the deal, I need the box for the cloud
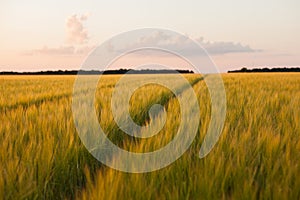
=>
[25,45,95,56]
[24,13,93,56]
[25,25,259,58]
[65,14,89,45]
[108,31,260,56]
[197,39,259,54]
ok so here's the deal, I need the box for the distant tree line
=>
[0,69,194,75]
[228,67,300,73]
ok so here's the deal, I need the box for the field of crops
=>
[0,73,299,199]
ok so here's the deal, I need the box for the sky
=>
[0,0,299,72]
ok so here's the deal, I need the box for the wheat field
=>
[0,73,299,199]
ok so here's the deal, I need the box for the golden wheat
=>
[0,73,299,199]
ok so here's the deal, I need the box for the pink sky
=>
[0,0,299,72]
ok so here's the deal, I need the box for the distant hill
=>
[0,69,194,75]
[228,67,300,73]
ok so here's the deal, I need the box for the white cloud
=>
[24,13,93,56]
[25,45,94,56]
[65,14,89,45]
[109,31,260,56]
[198,39,259,54]
[25,26,259,58]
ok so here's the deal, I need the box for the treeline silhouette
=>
[0,69,194,75]
[228,67,300,73]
